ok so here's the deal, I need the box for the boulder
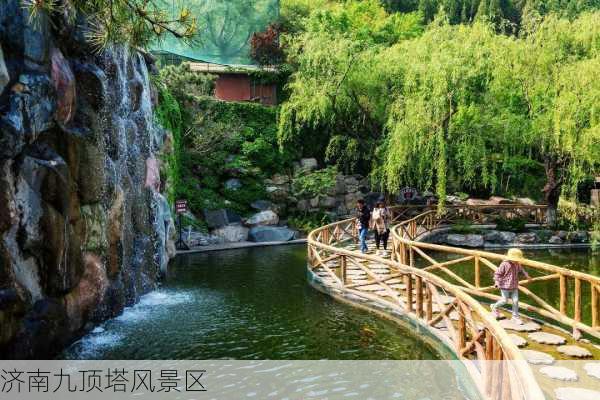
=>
[528,332,566,345]
[515,197,535,206]
[310,197,319,208]
[50,47,76,124]
[251,200,273,211]
[271,174,290,185]
[224,178,242,191]
[335,175,346,194]
[297,199,309,212]
[466,198,493,206]
[446,234,484,248]
[568,231,589,243]
[319,195,337,208]
[246,210,279,226]
[248,226,297,242]
[549,235,563,244]
[488,196,512,205]
[557,230,568,240]
[300,158,318,171]
[213,224,249,243]
[583,362,600,379]
[517,232,538,244]
[203,209,241,229]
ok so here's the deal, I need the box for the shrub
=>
[494,217,527,233]
[450,219,477,234]
[288,211,332,233]
[292,166,338,198]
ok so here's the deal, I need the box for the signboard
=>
[399,187,418,201]
[175,200,188,214]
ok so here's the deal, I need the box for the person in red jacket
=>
[491,248,530,325]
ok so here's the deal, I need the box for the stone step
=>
[539,366,578,382]
[509,334,527,347]
[527,332,567,345]
[522,349,555,365]
[555,388,600,400]
[557,345,593,358]
[499,319,541,332]
[584,363,600,380]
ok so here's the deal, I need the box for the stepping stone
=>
[555,388,600,400]
[522,350,554,365]
[509,334,527,347]
[499,319,541,332]
[528,332,567,345]
[584,363,600,380]
[557,345,593,358]
[539,366,578,381]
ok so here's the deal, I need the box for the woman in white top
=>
[371,200,390,256]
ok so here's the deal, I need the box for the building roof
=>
[188,62,277,75]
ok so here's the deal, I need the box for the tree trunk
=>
[542,156,561,227]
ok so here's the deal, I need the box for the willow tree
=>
[278,0,422,174]
[378,21,520,203]
[379,13,600,222]
[497,12,600,221]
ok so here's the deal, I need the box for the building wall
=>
[215,73,277,105]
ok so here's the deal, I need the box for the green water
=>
[419,248,599,326]
[63,245,440,360]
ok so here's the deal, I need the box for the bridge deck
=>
[308,206,600,400]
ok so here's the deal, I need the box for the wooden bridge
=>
[307,204,600,400]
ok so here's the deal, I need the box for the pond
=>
[63,244,441,360]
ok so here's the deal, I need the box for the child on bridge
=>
[491,248,530,325]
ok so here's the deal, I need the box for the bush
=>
[288,211,333,233]
[292,166,338,198]
[494,217,527,233]
[450,219,477,234]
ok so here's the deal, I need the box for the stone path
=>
[313,237,600,399]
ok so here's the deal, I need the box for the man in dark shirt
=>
[355,199,371,253]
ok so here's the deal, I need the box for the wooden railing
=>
[390,209,600,340]
[307,216,545,400]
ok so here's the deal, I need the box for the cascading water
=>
[0,1,175,358]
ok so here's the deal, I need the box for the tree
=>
[278,0,422,174]
[26,0,197,49]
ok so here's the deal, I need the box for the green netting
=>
[152,0,279,66]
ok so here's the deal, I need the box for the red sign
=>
[175,200,188,214]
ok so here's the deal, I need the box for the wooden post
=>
[474,255,481,288]
[409,247,414,267]
[415,276,423,318]
[405,274,413,311]
[574,278,581,323]
[457,311,466,352]
[340,255,346,285]
[426,287,433,321]
[592,284,599,328]
[559,274,568,316]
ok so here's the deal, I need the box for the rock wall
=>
[0,2,175,358]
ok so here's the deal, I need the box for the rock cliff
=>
[0,2,175,358]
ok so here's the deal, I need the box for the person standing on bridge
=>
[371,200,391,256]
[491,248,530,325]
[355,199,371,254]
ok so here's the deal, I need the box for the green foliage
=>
[450,219,477,234]
[278,0,423,174]
[288,211,333,233]
[292,166,338,198]
[154,84,184,204]
[494,216,527,233]
[158,64,216,99]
